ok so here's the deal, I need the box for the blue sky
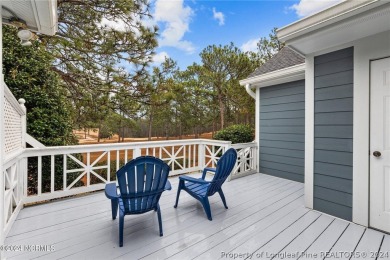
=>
[148,0,342,69]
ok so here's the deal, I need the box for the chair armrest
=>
[179,175,209,184]
[105,183,120,200]
[164,180,172,191]
[202,167,216,179]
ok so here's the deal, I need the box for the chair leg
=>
[111,198,118,220]
[119,211,124,247]
[218,189,228,209]
[156,204,163,236]
[201,197,212,221]
[174,180,183,208]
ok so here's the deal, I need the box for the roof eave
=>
[32,0,57,35]
[276,0,384,43]
[2,0,58,35]
[240,63,305,88]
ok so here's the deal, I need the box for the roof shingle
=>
[248,47,305,78]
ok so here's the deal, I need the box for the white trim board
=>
[277,0,384,43]
[304,55,314,209]
[239,64,305,88]
[279,1,390,55]
[255,87,260,173]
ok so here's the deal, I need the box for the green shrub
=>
[213,124,254,144]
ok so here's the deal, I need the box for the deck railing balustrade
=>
[1,84,258,242]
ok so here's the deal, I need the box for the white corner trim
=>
[239,64,305,88]
[277,0,383,42]
[304,56,314,209]
[31,0,57,35]
[255,88,260,172]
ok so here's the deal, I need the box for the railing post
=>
[227,142,235,182]
[19,99,28,199]
[133,147,141,159]
[198,142,205,172]
[255,144,259,173]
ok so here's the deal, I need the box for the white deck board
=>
[197,203,307,260]
[350,229,384,260]
[3,173,390,260]
[299,218,349,259]
[57,176,297,259]
[251,211,321,259]
[325,223,366,260]
[273,214,334,260]
[378,235,390,259]
[142,187,304,259]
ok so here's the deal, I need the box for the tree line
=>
[3,0,283,145]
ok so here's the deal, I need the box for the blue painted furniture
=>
[105,156,171,247]
[174,148,237,220]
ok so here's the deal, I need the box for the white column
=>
[255,87,260,173]
[18,99,27,201]
[305,55,314,209]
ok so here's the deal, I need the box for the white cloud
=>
[152,51,170,64]
[154,0,195,53]
[241,38,259,53]
[212,8,225,26]
[290,0,344,17]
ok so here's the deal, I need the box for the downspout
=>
[245,84,256,99]
[245,83,260,173]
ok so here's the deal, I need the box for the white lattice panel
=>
[4,96,23,154]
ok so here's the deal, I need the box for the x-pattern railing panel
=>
[230,143,258,180]
[20,140,255,203]
[204,144,225,168]
[2,157,24,237]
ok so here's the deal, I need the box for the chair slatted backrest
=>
[117,156,170,214]
[207,148,237,196]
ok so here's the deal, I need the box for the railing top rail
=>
[4,149,25,169]
[231,142,258,149]
[22,139,232,157]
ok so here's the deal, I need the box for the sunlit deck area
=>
[4,173,390,260]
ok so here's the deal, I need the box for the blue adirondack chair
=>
[174,148,237,221]
[105,156,171,247]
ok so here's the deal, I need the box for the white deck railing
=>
[230,142,258,180]
[19,139,257,204]
[1,138,257,242]
[2,85,26,241]
[1,87,258,239]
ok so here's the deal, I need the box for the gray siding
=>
[313,47,353,221]
[260,80,305,183]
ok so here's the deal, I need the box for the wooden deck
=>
[4,173,390,260]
